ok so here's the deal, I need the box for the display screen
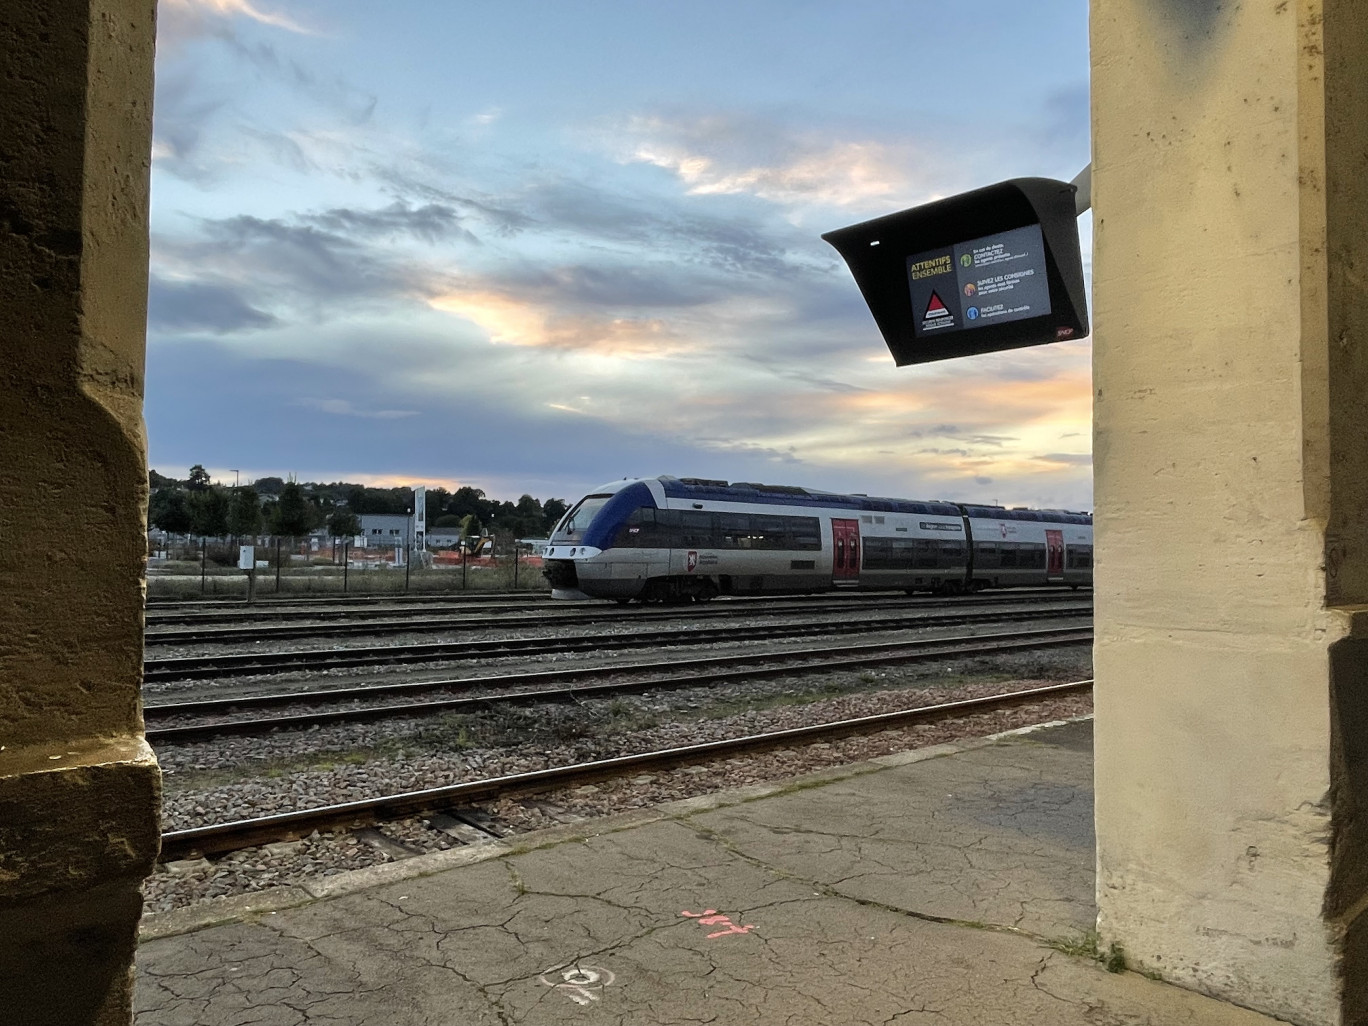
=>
[906,223,1051,338]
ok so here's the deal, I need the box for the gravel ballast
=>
[143,646,1092,914]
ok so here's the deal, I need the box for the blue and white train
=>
[542,475,1092,602]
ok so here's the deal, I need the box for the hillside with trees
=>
[147,469,569,541]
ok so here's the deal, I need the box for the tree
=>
[327,510,361,539]
[449,486,489,521]
[253,476,285,496]
[514,494,543,530]
[460,513,483,540]
[433,514,463,529]
[188,487,229,537]
[425,487,450,526]
[227,487,263,540]
[149,489,191,535]
[542,498,569,534]
[272,480,317,537]
[187,464,211,491]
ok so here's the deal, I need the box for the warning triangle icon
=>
[924,291,951,319]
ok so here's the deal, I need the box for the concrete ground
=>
[134,720,1279,1025]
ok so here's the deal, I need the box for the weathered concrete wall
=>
[0,1,161,1023]
[1091,1,1368,1023]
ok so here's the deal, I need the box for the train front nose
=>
[542,558,578,589]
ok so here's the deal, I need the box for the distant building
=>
[359,513,412,546]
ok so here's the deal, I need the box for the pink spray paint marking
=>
[681,909,756,939]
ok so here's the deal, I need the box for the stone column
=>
[0,2,161,1024]
[1091,2,1368,1023]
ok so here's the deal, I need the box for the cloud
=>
[160,0,314,38]
[371,166,536,234]
[147,276,279,333]
[302,203,478,245]
[605,112,942,211]
[153,212,429,317]
[1033,452,1093,467]
[427,286,682,356]
[296,398,418,420]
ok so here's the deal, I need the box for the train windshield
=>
[551,494,613,541]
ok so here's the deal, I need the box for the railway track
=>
[145,626,1093,742]
[142,603,1092,682]
[145,588,1090,632]
[158,679,1092,860]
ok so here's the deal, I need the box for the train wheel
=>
[615,598,632,606]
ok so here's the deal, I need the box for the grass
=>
[1049,930,1129,973]
[166,735,421,790]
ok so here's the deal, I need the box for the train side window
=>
[790,517,822,551]
[751,514,789,549]
[617,507,668,548]
[678,509,714,548]
[716,512,749,548]
[940,541,965,568]
[656,508,683,547]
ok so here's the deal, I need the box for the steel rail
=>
[143,604,1092,682]
[145,627,1093,743]
[145,590,548,610]
[145,585,1088,616]
[158,679,1093,860]
[145,588,1088,631]
[145,624,1091,718]
[145,592,1086,643]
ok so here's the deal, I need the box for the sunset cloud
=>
[607,113,943,212]
[427,287,681,356]
[160,0,313,35]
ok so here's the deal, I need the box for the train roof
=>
[646,477,1091,524]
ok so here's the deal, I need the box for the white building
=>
[358,513,412,546]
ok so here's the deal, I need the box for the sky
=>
[147,0,1093,510]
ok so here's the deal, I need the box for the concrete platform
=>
[134,720,1280,1025]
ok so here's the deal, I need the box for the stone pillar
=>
[0,2,161,1024]
[1091,2,1368,1023]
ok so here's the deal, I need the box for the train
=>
[542,475,1092,602]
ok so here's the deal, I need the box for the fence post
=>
[200,537,206,594]
[462,546,468,590]
[275,537,282,593]
[405,545,411,592]
[513,542,519,588]
[343,540,349,593]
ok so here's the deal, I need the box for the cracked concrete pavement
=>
[135,720,1280,1025]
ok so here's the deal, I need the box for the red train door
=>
[1045,529,1064,580]
[831,518,860,585]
